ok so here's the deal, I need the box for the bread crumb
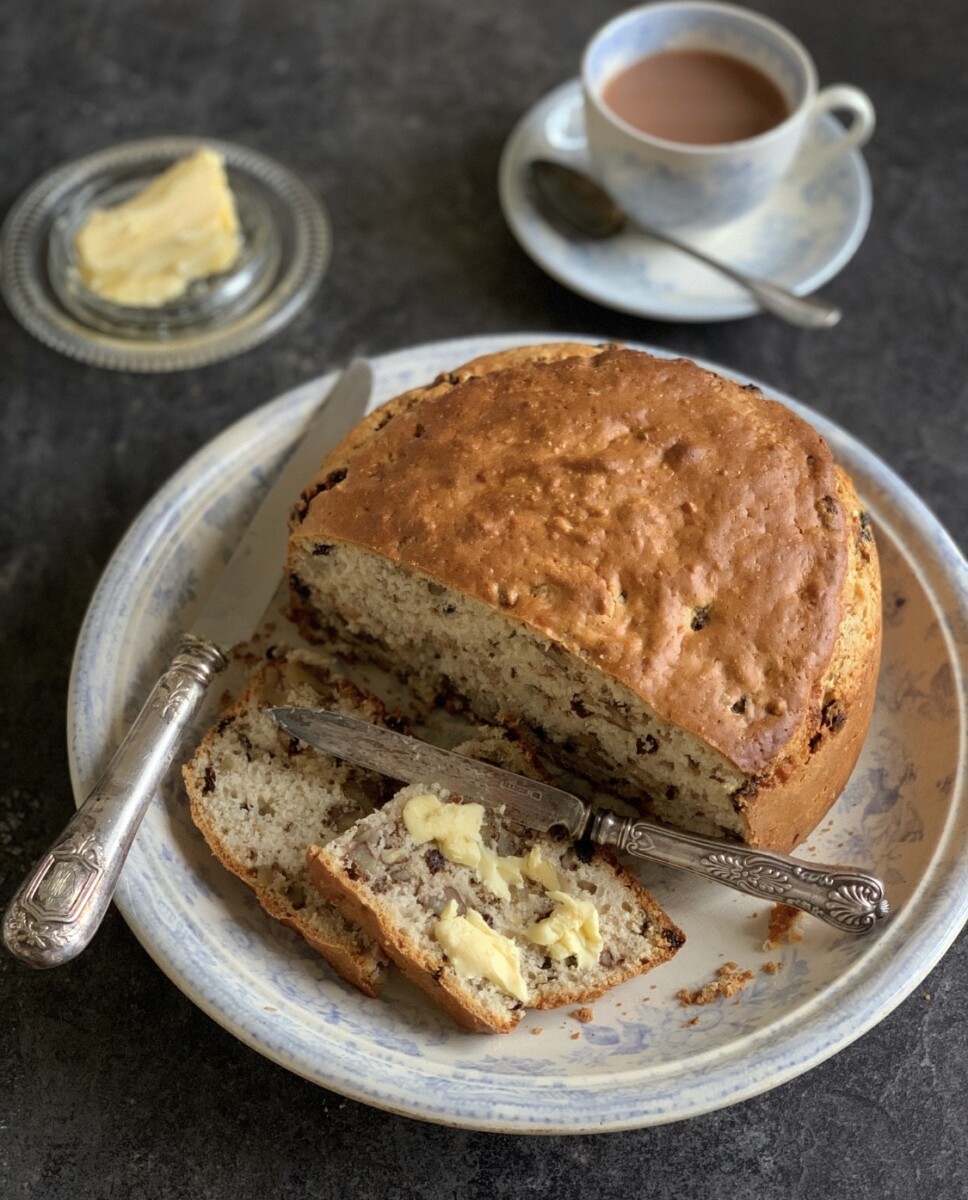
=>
[761,961,783,975]
[764,903,804,950]
[677,962,754,1007]
[530,1026,543,1035]
[263,1006,277,1012]
[684,1015,700,1027]
[571,1007,594,1024]
[570,1031,581,1040]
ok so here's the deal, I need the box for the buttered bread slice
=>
[184,647,683,1026]
[289,344,881,852]
[308,729,684,1034]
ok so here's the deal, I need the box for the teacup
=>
[576,1,875,232]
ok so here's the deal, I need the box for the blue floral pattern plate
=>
[498,81,872,322]
[68,335,968,1133]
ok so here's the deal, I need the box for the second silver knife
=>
[3,363,374,969]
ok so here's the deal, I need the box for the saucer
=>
[498,80,872,323]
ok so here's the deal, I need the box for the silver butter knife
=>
[3,362,374,968]
[270,706,890,935]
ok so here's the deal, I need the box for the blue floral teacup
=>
[578,1,875,233]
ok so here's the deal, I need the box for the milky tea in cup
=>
[602,48,789,145]
[581,2,875,232]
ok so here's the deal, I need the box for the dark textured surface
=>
[1,1,966,1196]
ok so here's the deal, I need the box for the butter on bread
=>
[307,729,684,1034]
[288,343,881,852]
[183,649,684,1028]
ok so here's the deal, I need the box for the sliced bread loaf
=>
[288,343,882,852]
[307,727,685,1033]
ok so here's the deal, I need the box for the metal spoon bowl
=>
[526,159,842,330]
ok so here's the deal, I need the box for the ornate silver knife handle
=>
[590,812,889,934]
[2,634,226,968]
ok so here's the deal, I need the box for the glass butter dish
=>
[1,136,331,372]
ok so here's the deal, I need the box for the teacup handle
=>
[543,86,593,164]
[807,84,876,167]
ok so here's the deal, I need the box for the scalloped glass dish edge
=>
[0,136,331,372]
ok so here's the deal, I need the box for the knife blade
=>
[270,705,590,837]
[3,362,373,968]
[269,706,890,936]
[193,359,372,648]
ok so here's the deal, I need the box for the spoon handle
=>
[636,221,842,329]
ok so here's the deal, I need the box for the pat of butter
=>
[481,844,562,902]
[403,792,485,868]
[476,847,525,901]
[526,891,602,970]
[434,900,529,1003]
[403,792,567,903]
[74,148,241,307]
[403,792,526,901]
[522,846,560,892]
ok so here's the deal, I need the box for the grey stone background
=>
[1,1,965,1196]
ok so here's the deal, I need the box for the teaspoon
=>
[527,159,842,329]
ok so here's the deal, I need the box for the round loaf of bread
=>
[288,344,881,852]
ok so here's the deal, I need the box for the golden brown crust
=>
[290,343,882,852]
[288,342,607,531]
[738,471,881,849]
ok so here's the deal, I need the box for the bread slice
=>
[307,727,685,1034]
[288,343,881,852]
[184,647,683,1028]
[182,648,402,996]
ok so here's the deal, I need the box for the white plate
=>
[498,81,872,322]
[69,334,968,1133]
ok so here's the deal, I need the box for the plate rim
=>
[67,333,968,1132]
[498,80,872,322]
